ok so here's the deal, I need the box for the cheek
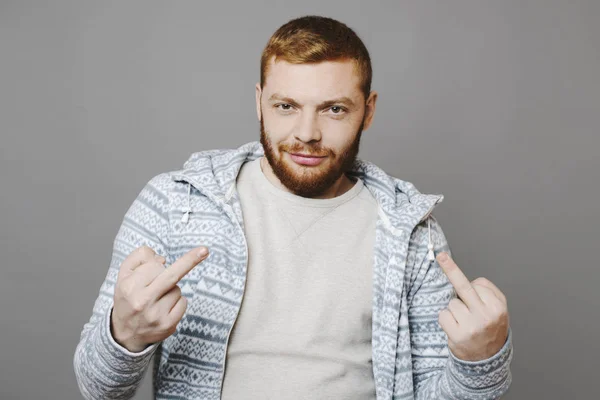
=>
[264,114,295,140]
[322,121,357,149]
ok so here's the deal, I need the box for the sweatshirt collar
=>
[170,140,444,235]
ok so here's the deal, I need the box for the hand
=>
[436,252,510,361]
[110,245,209,352]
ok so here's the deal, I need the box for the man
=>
[74,15,513,400]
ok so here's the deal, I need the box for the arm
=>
[73,173,172,400]
[407,215,513,399]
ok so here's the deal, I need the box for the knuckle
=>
[467,325,479,339]
[144,261,164,278]
[472,277,485,285]
[454,282,469,295]
[438,308,448,321]
[172,285,182,297]
[137,245,155,258]
[159,318,175,333]
[147,260,166,273]
[166,324,178,337]
[177,296,188,311]
[130,296,147,313]
[444,262,456,272]
[448,298,461,309]
[496,305,508,320]
[481,314,494,327]
[120,280,136,297]
[164,271,179,287]
[461,283,475,294]
[480,309,498,327]
[145,309,161,325]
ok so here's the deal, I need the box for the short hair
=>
[260,15,372,101]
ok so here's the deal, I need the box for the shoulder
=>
[146,172,176,192]
[410,214,448,247]
[404,214,454,301]
[140,172,179,204]
[133,172,188,219]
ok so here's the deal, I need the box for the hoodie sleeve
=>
[73,173,172,400]
[407,215,513,399]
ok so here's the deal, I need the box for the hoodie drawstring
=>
[427,217,435,262]
[181,182,191,224]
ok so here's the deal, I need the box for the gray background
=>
[1,1,598,399]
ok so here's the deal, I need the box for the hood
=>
[169,140,444,261]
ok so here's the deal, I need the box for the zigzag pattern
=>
[73,141,513,399]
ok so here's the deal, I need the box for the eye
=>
[328,106,348,117]
[275,103,294,112]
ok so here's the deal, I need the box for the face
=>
[256,57,377,198]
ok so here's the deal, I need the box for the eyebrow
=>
[268,93,357,109]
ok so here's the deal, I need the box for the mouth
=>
[290,153,327,158]
[288,152,327,166]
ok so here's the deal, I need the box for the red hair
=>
[260,15,372,101]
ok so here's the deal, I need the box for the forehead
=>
[264,57,362,100]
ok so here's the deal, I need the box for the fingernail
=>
[437,252,448,263]
[197,247,208,258]
[154,254,165,263]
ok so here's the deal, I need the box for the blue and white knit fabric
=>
[74,141,513,399]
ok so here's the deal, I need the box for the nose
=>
[293,112,321,143]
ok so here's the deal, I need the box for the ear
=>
[362,90,378,131]
[255,83,262,122]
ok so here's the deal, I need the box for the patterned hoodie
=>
[74,141,513,399]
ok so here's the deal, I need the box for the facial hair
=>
[259,109,366,198]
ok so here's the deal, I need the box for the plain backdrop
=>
[1,1,598,399]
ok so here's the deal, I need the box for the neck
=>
[259,156,355,199]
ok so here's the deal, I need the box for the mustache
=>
[280,143,332,157]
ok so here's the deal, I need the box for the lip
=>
[288,152,327,166]
[291,153,326,158]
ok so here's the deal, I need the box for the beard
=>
[259,111,366,198]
